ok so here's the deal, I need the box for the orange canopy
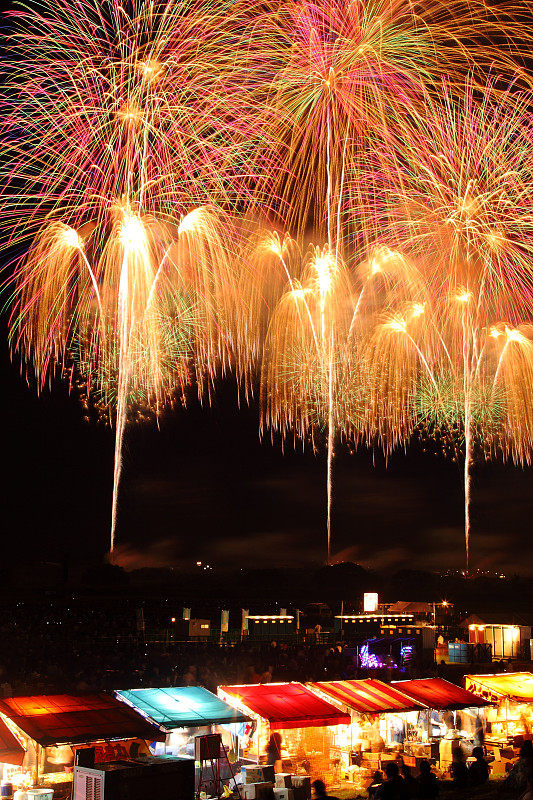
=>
[0,716,25,766]
[0,694,165,747]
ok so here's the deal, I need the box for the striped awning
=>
[218,683,350,730]
[464,672,533,703]
[392,678,489,710]
[308,680,427,714]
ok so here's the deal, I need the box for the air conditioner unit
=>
[73,756,194,800]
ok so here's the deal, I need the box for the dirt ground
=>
[335,775,516,799]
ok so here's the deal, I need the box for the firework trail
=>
[1,0,260,554]
[359,77,533,569]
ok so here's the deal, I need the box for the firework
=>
[248,0,531,242]
[359,77,533,568]
[1,0,258,553]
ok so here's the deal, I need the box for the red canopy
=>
[0,716,25,766]
[0,694,165,747]
[392,678,489,710]
[308,679,427,713]
[218,683,350,730]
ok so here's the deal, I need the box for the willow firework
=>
[1,0,258,553]
[360,77,533,569]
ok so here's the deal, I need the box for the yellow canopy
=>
[464,672,533,703]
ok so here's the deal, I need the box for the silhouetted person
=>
[450,746,468,788]
[375,762,405,800]
[265,732,283,772]
[312,779,338,800]
[368,770,384,799]
[416,760,438,799]
[468,746,489,786]
[505,739,533,794]
[520,771,533,800]
[400,761,418,798]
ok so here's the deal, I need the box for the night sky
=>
[3,325,533,576]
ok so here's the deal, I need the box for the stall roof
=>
[308,679,427,714]
[0,694,165,748]
[464,672,533,703]
[218,683,350,730]
[0,716,26,766]
[115,687,251,729]
[392,678,489,710]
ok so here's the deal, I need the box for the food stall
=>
[0,693,165,798]
[392,678,490,769]
[115,686,251,761]
[218,682,350,784]
[307,679,427,789]
[464,672,533,747]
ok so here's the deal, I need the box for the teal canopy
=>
[115,687,250,730]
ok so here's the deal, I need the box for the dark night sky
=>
[3,325,533,576]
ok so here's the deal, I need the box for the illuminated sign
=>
[364,592,379,612]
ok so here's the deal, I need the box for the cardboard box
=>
[290,776,310,799]
[240,783,275,800]
[274,774,292,789]
[273,789,294,800]
[242,766,265,784]
[262,766,275,783]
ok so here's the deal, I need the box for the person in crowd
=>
[312,779,338,800]
[399,761,418,798]
[265,732,283,773]
[450,746,468,788]
[519,771,533,800]
[368,769,383,799]
[505,739,533,794]
[467,746,489,786]
[416,760,438,799]
[375,761,405,800]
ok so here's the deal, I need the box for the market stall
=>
[218,682,350,783]
[115,686,251,761]
[307,679,427,788]
[392,678,490,768]
[464,672,533,747]
[0,693,165,798]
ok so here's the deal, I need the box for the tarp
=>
[115,687,251,730]
[464,672,533,703]
[392,678,489,710]
[0,716,25,766]
[308,679,427,714]
[0,694,165,747]
[218,683,350,730]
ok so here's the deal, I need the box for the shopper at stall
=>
[312,779,338,800]
[467,746,489,787]
[368,770,384,799]
[374,761,405,800]
[417,761,439,799]
[265,732,283,773]
[450,747,468,788]
[399,761,417,798]
[504,740,533,794]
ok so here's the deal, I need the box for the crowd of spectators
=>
[0,598,439,697]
